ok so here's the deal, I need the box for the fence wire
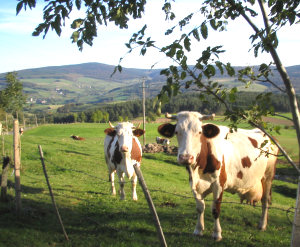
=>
[37,156,298,227]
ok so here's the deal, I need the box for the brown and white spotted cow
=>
[104,122,145,200]
[158,111,278,241]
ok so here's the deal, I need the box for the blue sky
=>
[0,0,299,74]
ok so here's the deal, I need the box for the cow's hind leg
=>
[259,177,272,230]
[259,161,276,230]
[131,173,138,201]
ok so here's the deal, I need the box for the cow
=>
[156,136,170,146]
[158,111,279,241]
[104,121,145,200]
[71,135,85,141]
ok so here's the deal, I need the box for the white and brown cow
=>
[104,122,145,200]
[158,111,278,241]
[156,136,170,146]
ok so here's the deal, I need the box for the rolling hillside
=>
[0,63,299,106]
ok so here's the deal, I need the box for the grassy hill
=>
[0,121,297,246]
[0,63,299,107]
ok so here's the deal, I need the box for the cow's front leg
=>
[118,172,126,200]
[212,190,223,241]
[131,173,138,201]
[109,170,116,196]
[192,191,205,236]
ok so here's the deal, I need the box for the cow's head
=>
[158,111,218,166]
[105,121,144,154]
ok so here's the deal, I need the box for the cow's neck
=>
[196,136,221,174]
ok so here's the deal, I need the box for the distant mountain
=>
[0,62,299,106]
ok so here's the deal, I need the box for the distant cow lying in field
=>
[156,136,170,146]
[70,135,85,141]
[104,121,145,200]
[158,111,279,241]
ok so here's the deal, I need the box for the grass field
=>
[0,121,298,247]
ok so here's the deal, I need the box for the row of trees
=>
[0,72,26,118]
[49,92,296,124]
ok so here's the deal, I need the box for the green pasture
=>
[0,121,298,247]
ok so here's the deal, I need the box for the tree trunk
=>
[268,46,300,247]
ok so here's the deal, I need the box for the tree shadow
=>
[63,150,91,156]
[143,154,180,166]
[272,184,297,199]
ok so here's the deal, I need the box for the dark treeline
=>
[47,92,296,123]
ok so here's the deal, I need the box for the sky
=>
[0,0,299,74]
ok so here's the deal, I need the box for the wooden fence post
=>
[133,164,167,247]
[38,145,69,241]
[13,119,21,215]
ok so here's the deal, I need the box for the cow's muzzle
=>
[178,154,194,165]
[121,145,129,152]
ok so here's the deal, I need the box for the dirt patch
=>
[262,116,293,126]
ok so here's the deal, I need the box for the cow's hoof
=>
[193,229,204,236]
[258,225,267,231]
[212,233,222,241]
[132,197,138,201]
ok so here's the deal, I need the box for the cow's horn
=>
[108,121,115,128]
[132,122,141,129]
[200,113,215,121]
[165,112,177,120]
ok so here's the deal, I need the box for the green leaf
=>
[180,71,187,80]
[183,37,191,51]
[117,65,122,72]
[16,2,23,15]
[141,47,147,55]
[75,0,81,10]
[192,29,200,41]
[200,22,208,39]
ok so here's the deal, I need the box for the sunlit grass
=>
[0,122,297,247]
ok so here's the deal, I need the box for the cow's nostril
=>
[179,154,194,164]
[121,146,129,152]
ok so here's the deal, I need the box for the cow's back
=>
[219,129,277,193]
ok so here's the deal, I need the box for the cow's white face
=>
[175,112,204,165]
[158,111,218,166]
[115,122,135,155]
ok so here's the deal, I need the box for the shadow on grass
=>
[272,184,297,199]
[143,154,179,166]
[63,150,92,156]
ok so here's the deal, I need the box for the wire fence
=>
[35,156,298,227]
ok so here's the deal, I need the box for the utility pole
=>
[142,77,146,146]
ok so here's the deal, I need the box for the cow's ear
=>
[133,128,145,137]
[104,128,116,136]
[202,124,220,138]
[158,123,176,138]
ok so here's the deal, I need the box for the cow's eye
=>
[175,131,178,135]
[199,131,202,134]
